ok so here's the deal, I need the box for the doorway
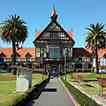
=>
[48,63,59,77]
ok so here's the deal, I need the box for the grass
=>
[0,80,16,94]
[0,73,46,106]
[32,73,47,85]
[0,80,21,106]
[68,72,106,82]
[61,77,101,106]
[70,72,97,81]
[0,73,16,81]
[96,73,106,78]
[66,73,101,96]
[70,81,100,96]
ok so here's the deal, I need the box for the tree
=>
[85,23,105,73]
[0,15,27,65]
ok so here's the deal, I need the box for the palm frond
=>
[85,22,105,49]
[0,14,28,44]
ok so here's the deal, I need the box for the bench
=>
[97,78,106,96]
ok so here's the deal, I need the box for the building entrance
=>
[48,63,59,78]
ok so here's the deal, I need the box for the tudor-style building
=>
[0,48,35,65]
[72,48,92,71]
[33,8,75,75]
[1,8,106,73]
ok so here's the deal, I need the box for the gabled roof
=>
[25,52,32,57]
[35,31,73,41]
[0,52,6,57]
[98,48,106,59]
[73,48,106,59]
[17,48,35,58]
[11,52,20,57]
[0,48,12,58]
[73,48,92,57]
[33,8,75,45]
[0,47,106,60]
[0,48,35,58]
[33,21,74,43]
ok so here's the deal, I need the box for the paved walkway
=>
[33,78,75,106]
[94,95,106,106]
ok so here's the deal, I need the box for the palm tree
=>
[85,23,105,73]
[0,15,27,65]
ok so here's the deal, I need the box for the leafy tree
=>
[86,23,105,73]
[0,15,27,65]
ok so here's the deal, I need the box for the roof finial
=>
[51,5,58,21]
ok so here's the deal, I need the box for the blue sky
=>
[0,0,106,48]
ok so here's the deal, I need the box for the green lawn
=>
[70,81,100,96]
[68,72,106,81]
[62,72,104,106]
[0,80,21,106]
[61,77,101,106]
[66,72,103,96]
[0,73,46,106]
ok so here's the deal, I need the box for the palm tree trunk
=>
[95,40,99,73]
[12,40,16,65]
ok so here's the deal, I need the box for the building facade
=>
[72,48,92,71]
[0,8,106,73]
[33,8,75,76]
[0,48,35,65]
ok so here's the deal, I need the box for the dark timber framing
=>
[33,7,75,77]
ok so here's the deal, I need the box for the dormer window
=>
[25,53,32,63]
[11,53,20,63]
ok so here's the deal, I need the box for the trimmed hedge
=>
[12,78,49,106]
[61,77,101,106]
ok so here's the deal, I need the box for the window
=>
[48,47,60,59]
[100,57,106,65]
[59,33,66,40]
[11,53,20,63]
[25,53,31,63]
[36,48,40,57]
[43,48,47,57]
[0,57,4,64]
